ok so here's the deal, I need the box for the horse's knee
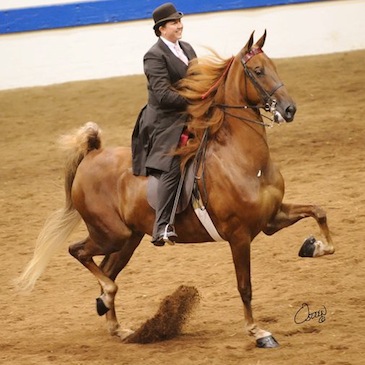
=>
[312,205,327,220]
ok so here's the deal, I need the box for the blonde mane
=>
[175,54,235,165]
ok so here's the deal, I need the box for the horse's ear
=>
[256,30,267,49]
[242,31,255,54]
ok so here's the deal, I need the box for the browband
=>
[242,48,263,63]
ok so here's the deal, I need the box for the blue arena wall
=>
[0,0,325,34]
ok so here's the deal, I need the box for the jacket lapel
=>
[180,43,194,62]
[157,38,188,76]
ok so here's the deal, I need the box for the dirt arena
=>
[1,49,364,365]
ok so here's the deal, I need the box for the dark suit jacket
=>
[132,38,197,176]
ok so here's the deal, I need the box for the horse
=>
[16,31,335,348]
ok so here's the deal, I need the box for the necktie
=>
[174,43,188,65]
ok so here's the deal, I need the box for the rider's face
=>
[159,19,183,43]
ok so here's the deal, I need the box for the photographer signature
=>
[294,303,327,324]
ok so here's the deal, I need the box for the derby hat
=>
[153,3,183,31]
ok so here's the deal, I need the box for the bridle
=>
[214,48,284,127]
[241,48,284,112]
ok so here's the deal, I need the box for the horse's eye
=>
[254,67,264,76]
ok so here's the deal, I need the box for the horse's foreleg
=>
[229,238,279,348]
[98,233,143,338]
[264,203,335,257]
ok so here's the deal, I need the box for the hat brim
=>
[153,11,183,30]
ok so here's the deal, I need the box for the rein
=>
[221,109,274,127]
[193,129,209,207]
[201,57,235,100]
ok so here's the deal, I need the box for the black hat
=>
[153,3,183,31]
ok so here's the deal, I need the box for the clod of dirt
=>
[123,285,200,344]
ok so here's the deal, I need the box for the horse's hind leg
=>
[98,233,144,337]
[263,203,335,257]
[69,237,122,326]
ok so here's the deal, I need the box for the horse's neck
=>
[229,115,268,150]
[206,115,271,183]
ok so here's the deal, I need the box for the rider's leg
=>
[151,156,181,245]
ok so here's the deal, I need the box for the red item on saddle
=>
[179,130,190,147]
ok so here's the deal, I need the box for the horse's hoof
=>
[96,297,110,316]
[256,335,279,348]
[298,236,316,257]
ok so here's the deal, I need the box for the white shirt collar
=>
[160,36,180,55]
[160,36,188,64]
[160,36,179,48]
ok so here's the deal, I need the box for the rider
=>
[131,2,197,246]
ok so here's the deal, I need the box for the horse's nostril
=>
[287,105,296,115]
[285,105,297,120]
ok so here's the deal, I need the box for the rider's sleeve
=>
[144,52,187,111]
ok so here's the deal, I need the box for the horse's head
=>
[237,31,297,123]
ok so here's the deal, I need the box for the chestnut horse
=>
[16,32,335,348]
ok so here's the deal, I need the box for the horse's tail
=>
[15,122,102,292]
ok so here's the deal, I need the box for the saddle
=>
[147,161,224,242]
[147,162,195,214]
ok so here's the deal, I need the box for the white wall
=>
[0,0,364,90]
